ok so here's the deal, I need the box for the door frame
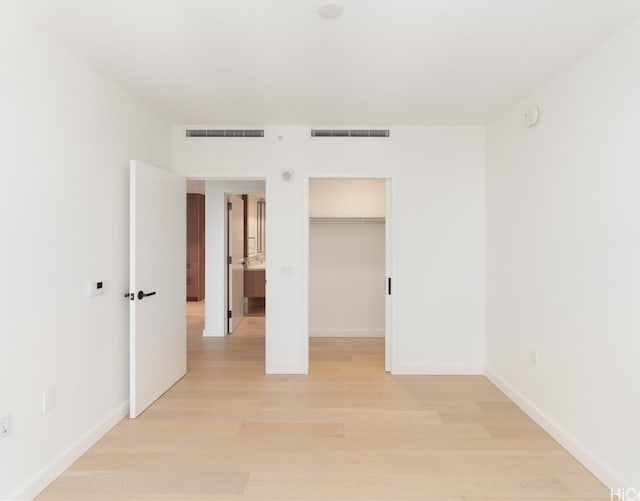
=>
[225,193,246,334]
[190,178,268,349]
[302,173,396,372]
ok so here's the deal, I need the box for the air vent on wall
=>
[186,129,264,138]
[311,129,390,138]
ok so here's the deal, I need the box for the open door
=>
[129,160,186,418]
[227,194,245,333]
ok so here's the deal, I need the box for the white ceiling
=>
[8,0,640,125]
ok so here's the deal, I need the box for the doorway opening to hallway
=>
[185,179,267,368]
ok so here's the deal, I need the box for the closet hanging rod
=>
[309,217,385,224]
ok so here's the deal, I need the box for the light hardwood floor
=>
[37,302,609,500]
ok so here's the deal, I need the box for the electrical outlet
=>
[0,414,10,439]
[43,387,57,413]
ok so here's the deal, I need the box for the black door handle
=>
[137,290,157,300]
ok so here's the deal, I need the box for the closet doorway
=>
[307,177,392,372]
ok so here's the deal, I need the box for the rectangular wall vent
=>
[311,129,390,138]
[186,129,264,138]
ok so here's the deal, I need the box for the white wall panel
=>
[485,20,640,490]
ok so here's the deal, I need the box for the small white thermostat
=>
[524,106,540,127]
[88,281,105,297]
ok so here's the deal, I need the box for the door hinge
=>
[227,310,232,319]
[227,201,232,211]
[388,277,391,295]
[228,256,232,265]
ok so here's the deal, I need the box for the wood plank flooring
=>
[36,303,609,500]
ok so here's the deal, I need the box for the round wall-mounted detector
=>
[280,169,294,182]
[524,106,540,127]
[317,0,344,19]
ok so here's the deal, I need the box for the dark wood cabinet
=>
[244,269,265,298]
[186,193,205,301]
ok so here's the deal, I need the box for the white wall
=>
[204,181,265,337]
[309,179,386,337]
[309,223,385,337]
[309,178,386,218]
[0,8,172,500]
[174,127,485,374]
[485,20,640,490]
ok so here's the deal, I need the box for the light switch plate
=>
[0,414,10,438]
[43,387,57,413]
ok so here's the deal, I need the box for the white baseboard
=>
[485,366,629,491]
[203,327,225,337]
[309,328,384,338]
[10,400,129,501]
[392,363,484,375]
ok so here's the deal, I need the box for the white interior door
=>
[228,194,245,333]
[129,160,186,418]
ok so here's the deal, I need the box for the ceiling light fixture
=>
[317,0,344,19]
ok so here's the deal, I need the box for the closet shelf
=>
[309,217,385,224]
